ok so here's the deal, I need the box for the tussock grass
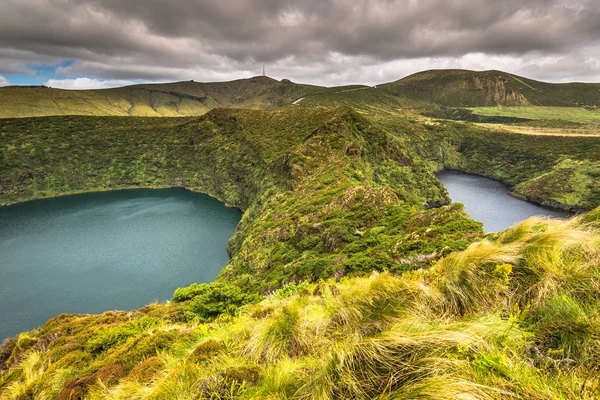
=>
[2,211,600,399]
[245,304,308,363]
[329,272,440,335]
[2,351,46,399]
[432,240,520,314]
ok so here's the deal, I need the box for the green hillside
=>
[380,69,600,107]
[405,119,600,211]
[1,108,600,398]
[294,85,432,117]
[0,108,463,291]
[0,76,320,118]
[3,69,600,120]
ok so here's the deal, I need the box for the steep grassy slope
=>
[380,69,600,107]
[2,204,599,399]
[0,77,320,118]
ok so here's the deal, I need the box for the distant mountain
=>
[379,69,600,107]
[0,76,321,118]
[1,70,599,118]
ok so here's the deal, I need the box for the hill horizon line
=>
[3,68,599,92]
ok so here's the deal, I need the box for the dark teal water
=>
[437,171,570,232]
[0,189,241,340]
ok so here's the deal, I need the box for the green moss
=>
[380,69,600,107]
[86,316,160,354]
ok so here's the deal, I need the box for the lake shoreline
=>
[0,185,243,211]
[436,170,571,232]
[437,167,582,214]
[0,188,242,340]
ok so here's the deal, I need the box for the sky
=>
[1,0,599,89]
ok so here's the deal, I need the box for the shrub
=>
[176,282,259,322]
[273,281,312,299]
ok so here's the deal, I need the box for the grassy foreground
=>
[1,210,600,399]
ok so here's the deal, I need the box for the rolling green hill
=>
[0,76,321,118]
[380,69,600,107]
[3,69,600,120]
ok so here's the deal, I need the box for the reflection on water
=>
[436,171,570,232]
[0,189,241,340]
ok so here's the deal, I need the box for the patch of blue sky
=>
[4,60,76,85]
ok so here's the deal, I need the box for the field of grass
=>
[468,106,600,124]
[1,208,599,399]
[470,123,600,137]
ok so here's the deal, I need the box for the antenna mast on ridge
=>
[263,65,265,76]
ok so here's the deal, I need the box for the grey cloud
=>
[0,0,599,84]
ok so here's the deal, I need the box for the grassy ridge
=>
[294,86,430,116]
[1,108,480,294]
[1,208,599,399]
[3,69,600,120]
[0,77,320,118]
[380,69,600,107]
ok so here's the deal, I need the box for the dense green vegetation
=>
[1,107,480,292]
[394,119,600,211]
[1,69,600,398]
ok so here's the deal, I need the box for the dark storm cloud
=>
[1,0,599,86]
